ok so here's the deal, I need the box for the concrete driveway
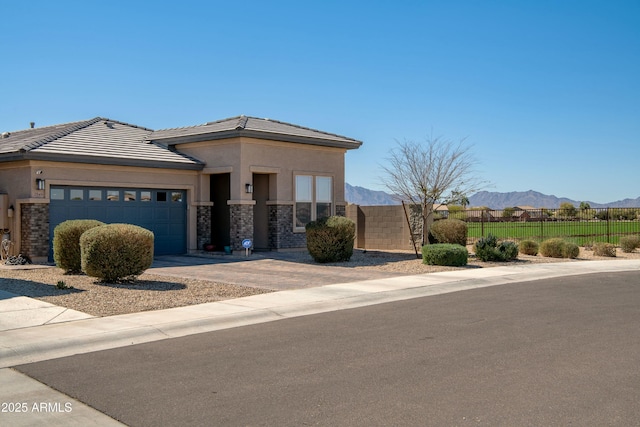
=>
[150,253,413,290]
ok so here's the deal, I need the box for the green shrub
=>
[519,240,539,256]
[474,234,519,262]
[53,219,105,273]
[422,244,468,266]
[540,238,579,259]
[80,224,154,282]
[430,219,468,246]
[306,216,355,263]
[620,235,640,253]
[592,242,616,257]
[562,242,580,259]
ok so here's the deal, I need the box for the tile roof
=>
[0,118,203,169]
[149,115,362,149]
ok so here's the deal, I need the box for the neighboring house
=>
[0,116,362,262]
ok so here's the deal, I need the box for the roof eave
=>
[153,129,363,150]
[16,152,204,170]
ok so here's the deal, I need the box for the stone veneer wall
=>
[268,204,306,249]
[229,204,254,251]
[196,205,212,251]
[21,203,50,260]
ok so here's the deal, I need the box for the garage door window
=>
[70,189,84,201]
[107,190,119,201]
[50,188,64,200]
[89,190,102,201]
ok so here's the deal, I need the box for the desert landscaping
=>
[1,246,638,317]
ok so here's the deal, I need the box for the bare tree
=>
[381,136,485,246]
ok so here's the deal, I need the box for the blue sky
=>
[2,1,639,204]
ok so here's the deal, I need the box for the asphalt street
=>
[15,271,640,426]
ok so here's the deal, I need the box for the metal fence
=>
[444,207,640,245]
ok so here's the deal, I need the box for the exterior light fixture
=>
[36,178,45,190]
[7,205,13,218]
[245,184,254,194]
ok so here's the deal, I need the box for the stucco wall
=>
[177,137,346,205]
[346,204,415,251]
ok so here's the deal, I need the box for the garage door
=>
[49,186,187,258]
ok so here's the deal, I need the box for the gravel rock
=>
[1,246,638,317]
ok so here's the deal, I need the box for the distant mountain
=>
[469,190,640,209]
[469,190,579,209]
[345,184,640,209]
[345,183,399,205]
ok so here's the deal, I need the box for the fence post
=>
[481,210,485,238]
[606,207,610,243]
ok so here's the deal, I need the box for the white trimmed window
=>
[295,175,333,229]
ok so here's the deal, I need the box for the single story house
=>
[0,116,362,262]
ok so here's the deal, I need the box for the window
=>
[124,190,136,201]
[295,176,313,228]
[140,191,151,202]
[295,175,333,229]
[89,190,102,201]
[107,190,119,201]
[157,191,167,202]
[316,177,332,220]
[70,189,84,201]
[50,188,64,200]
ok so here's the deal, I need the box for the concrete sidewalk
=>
[1,259,639,426]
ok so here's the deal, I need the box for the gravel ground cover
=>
[1,246,638,317]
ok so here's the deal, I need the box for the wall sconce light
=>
[245,184,253,194]
[7,205,14,218]
[36,178,46,190]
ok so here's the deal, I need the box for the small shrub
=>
[540,238,579,259]
[593,242,616,257]
[80,224,154,282]
[519,240,539,256]
[422,244,468,267]
[53,219,105,273]
[562,242,580,259]
[620,235,640,253]
[306,216,355,263]
[430,219,468,246]
[474,234,519,262]
[498,241,519,261]
[56,280,70,290]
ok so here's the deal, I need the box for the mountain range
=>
[345,184,640,209]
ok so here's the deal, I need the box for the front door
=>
[253,174,270,250]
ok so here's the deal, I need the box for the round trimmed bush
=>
[430,219,468,246]
[562,242,580,259]
[519,240,539,256]
[306,216,355,263]
[539,238,579,259]
[80,224,154,282]
[593,242,616,257]
[620,235,640,253]
[422,243,468,266]
[53,219,105,273]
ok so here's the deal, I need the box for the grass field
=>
[467,220,640,245]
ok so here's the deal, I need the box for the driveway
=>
[150,253,413,290]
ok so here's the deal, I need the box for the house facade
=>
[0,116,361,262]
